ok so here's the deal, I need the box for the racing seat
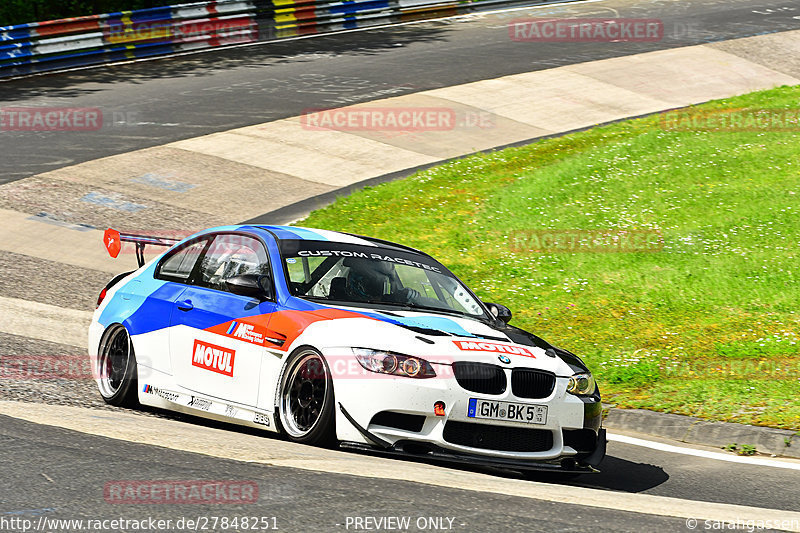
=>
[329,277,347,300]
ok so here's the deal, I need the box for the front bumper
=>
[331,355,604,466]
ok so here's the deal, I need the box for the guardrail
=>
[0,0,560,79]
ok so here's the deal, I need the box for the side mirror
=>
[225,274,272,300]
[485,302,512,324]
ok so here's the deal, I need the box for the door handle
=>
[177,299,194,311]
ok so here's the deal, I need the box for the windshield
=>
[279,239,486,318]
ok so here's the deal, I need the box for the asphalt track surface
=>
[2,415,691,533]
[2,0,800,182]
[2,0,800,530]
[0,410,798,532]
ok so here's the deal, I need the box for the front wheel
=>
[278,348,336,446]
[96,325,139,407]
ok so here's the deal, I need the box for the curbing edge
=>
[603,408,800,459]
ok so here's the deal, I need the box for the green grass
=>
[297,85,800,429]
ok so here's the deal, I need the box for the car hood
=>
[310,305,571,375]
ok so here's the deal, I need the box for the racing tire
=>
[278,347,336,447]
[96,325,139,407]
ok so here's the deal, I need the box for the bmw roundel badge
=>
[498,355,511,364]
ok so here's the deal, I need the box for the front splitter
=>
[339,440,601,475]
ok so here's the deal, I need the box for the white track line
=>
[608,433,800,471]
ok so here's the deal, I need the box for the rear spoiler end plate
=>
[103,228,180,267]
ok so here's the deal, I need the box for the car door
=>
[169,232,277,407]
[141,237,211,376]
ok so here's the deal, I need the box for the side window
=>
[197,234,270,293]
[157,240,208,283]
[286,256,338,297]
[286,257,328,285]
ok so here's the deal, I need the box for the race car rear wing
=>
[103,228,180,267]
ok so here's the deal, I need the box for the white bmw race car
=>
[90,224,605,474]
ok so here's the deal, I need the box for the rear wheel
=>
[97,325,139,407]
[278,348,335,446]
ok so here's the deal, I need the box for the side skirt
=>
[138,383,279,433]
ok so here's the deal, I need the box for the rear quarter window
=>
[156,240,208,283]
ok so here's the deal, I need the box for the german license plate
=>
[467,398,547,425]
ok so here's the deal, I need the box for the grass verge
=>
[297,85,800,429]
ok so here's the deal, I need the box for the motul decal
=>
[192,340,235,376]
[453,340,536,358]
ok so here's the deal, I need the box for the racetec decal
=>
[296,250,441,273]
[142,384,179,402]
[453,340,537,358]
[192,340,235,377]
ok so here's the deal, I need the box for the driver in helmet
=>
[344,258,419,303]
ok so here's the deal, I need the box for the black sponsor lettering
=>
[188,396,212,411]
[253,413,271,427]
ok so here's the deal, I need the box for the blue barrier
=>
[0,0,565,78]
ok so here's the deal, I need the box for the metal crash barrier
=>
[0,0,562,78]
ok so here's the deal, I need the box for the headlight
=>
[352,348,436,379]
[566,372,596,396]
